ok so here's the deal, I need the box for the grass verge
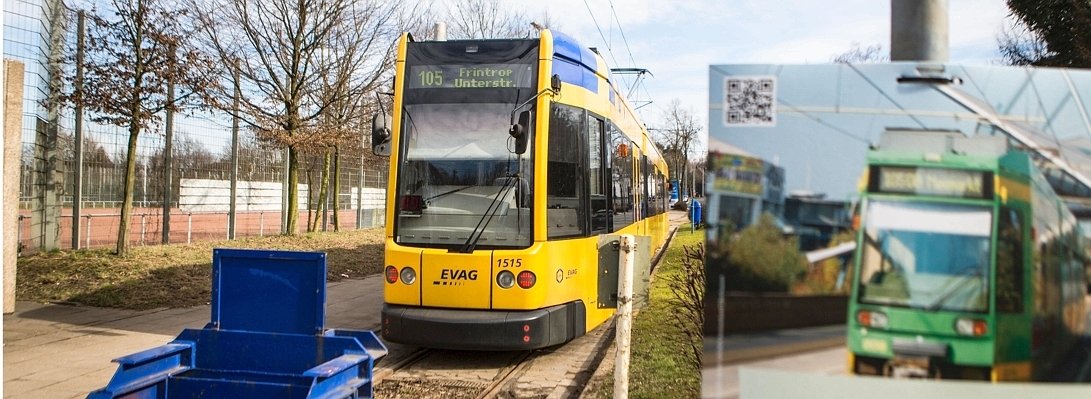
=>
[585,224,704,398]
[16,228,385,310]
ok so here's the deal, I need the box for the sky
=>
[485,0,1015,153]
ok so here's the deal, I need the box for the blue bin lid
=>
[210,249,327,335]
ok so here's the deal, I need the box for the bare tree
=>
[445,0,553,39]
[193,0,411,235]
[302,5,404,232]
[653,99,702,198]
[831,42,888,64]
[58,0,218,255]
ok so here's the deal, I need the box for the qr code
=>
[724,76,776,127]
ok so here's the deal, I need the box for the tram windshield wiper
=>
[426,185,473,201]
[457,175,519,253]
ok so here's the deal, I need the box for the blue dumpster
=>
[87,249,387,399]
[689,199,703,227]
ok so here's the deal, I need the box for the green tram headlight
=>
[955,318,987,337]
[497,270,516,289]
[856,310,888,329]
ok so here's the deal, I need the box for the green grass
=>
[587,224,704,398]
[16,228,385,309]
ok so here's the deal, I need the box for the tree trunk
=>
[307,161,316,232]
[331,145,340,232]
[309,149,331,232]
[117,124,140,255]
[285,144,300,235]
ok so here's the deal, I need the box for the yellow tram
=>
[372,29,669,350]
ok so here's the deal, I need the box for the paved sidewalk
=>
[3,275,384,399]
[703,324,846,367]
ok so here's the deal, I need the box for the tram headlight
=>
[955,318,988,337]
[400,267,416,285]
[517,271,536,289]
[497,271,516,289]
[385,265,398,284]
[856,310,888,329]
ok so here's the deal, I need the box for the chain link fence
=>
[5,0,389,255]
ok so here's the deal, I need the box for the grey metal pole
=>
[38,0,66,251]
[282,147,290,234]
[356,167,364,229]
[321,157,329,232]
[228,69,240,240]
[72,11,85,249]
[891,0,949,62]
[162,74,174,244]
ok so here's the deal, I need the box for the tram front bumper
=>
[381,301,586,351]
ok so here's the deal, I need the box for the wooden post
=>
[614,234,636,399]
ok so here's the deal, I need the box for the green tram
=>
[847,131,1087,381]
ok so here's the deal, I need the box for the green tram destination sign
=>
[871,166,991,199]
[409,64,534,89]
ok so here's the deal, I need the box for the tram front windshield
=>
[858,200,992,313]
[394,103,533,249]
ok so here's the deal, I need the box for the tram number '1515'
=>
[497,258,522,268]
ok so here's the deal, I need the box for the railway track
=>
[372,348,539,399]
[373,218,686,398]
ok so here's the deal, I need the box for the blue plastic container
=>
[87,249,387,399]
[689,199,703,227]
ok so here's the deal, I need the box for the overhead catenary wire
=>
[580,0,636,93]
[581,0,621,68]
[608,0,637,68]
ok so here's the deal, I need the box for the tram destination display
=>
[870,166,991,199]
[409,64,534,89]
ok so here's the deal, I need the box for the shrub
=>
[719,214,806,292]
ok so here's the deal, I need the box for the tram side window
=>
[641,155,650,218]
[996,207,1025,313]
[609,126,635,230]
[648,171,660,215]
[655,172,665,215]
[589,116,609,233]
[548,104,588,238]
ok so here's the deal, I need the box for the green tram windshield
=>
[393,39,538,250]
[858,200,993,313]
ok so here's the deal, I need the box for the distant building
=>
[782,192,852,251]
[705,139,785,241]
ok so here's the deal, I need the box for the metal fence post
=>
[85,215,92,248]
[228,67,240,240]
[162,78,175,244]
[71,10,85,250]
[187,213,192,244]
[16,215,24,255]
[356,168,364,230]
[140,213,146,245]
[259,212,264,237]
